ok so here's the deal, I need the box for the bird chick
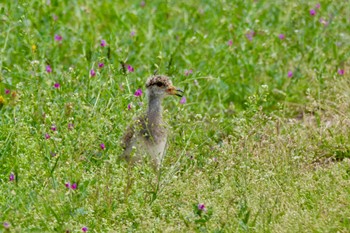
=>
[121,75,183,169]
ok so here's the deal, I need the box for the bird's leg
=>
[124,164,134,199]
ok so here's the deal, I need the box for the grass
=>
[1,0,350,232]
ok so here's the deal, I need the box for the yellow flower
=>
[0,95,5,105]
[32,44,37,53]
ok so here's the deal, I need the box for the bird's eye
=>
[155,82,163,87]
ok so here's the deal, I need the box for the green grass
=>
[1,0,350,232]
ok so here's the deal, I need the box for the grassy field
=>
[1,0,350,232]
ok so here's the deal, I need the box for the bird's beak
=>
[167,86,184,97]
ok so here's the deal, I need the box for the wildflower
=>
[45,133,50,139]
[227,40,233,46]
[5,89,10,95]
[184,69,193,76]
[338,69,345,75]
[90,69,96,77]
[245,31,255,41]
[310,9,316,16]
[50,152,57,157]
[0,96,5,106]
[11,91,17,99]
[98,63,104,68]
[100,143,106,150]
[130,31,136,37]
[316,3,320,9]
[140,1,145,7]
[52,14,58,21]
[71,183,77,190]
[319,18,328,26]
[3,222,10,229]
[119,84,125,91]
[9,173,15,181]
[278,34,285,40]
[198,203,206,211]
[68,123,74,130]
[54,82,60,88]
[51,125,57,131]
[180,96,186,104]
[127,65,134,72]
[134,88,143,97]
[54,34,62,41]
[46,65,52,73]
[288,71,293,78]
[127,103,132,110]
[82,226,88,232]
[32,44,37,53]
[65,182,71,188]
[100,39,106,47]
[31,60,39,66]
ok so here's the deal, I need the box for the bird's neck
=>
[147,95,163,125]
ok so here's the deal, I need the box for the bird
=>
[121,75,183,169]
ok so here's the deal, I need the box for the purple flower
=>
[140,1,145,7]
[50,152,57,157]
[180,96,186,104]
[127,65,134,72]
[68,123,74,130]
[338,69,345,75]
[5,89,10,95]
[288,71,293,78]
[46,65,52,73]
[315,3,320,9]
[134,88,143,97]
[54,82,60,88]
[90,69,96,77]
[9,173,15,181]
[98,63,104,68]
[71,183,77,190]
[51,125,57,131]
[184,69,193,76]
[198,203,206,211]
[278,34,285,40]
[310,9,316,16]
[54,34,62,41]
[100,39,107,47]
[127,103,132,110]
[82,227,88,232]
[227,40,233,46]
[100,143,106,150]
[245,31,255,41]
[3,222,10,229]
[65,182,71,188]
[45,133,50,139]
[130,31,136,37]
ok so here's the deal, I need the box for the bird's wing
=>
[120,116,146,161]
[120,123,136,161]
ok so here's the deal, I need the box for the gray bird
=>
[121,75,183,169]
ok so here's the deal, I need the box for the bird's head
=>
[146,75,183,98]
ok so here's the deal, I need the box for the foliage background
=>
[1,0,350,232]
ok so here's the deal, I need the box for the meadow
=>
[1,0,350,232]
